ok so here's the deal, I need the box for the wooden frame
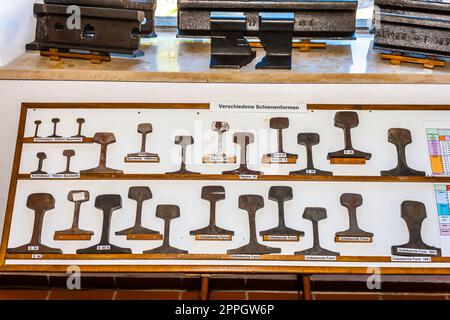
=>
[2,102,450,275]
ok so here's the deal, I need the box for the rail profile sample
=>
[27,2,147,56]
[373,0,450,57]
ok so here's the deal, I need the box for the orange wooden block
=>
[330,157,366,165]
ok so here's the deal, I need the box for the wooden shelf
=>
[22,137,94,144]
[6,253,449,263]
[17,173,450,183]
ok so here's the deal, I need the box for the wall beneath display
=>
[1,80,450,243]
[0,0,39,67]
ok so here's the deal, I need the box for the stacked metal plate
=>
[27,0,156,56]
[373,0,450,57]
[178,0,358,38]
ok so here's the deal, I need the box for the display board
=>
[2,103,450,274]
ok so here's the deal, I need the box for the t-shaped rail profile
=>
[203,122,236,163]
[259,186,304,240]
[72,118,86,138]
[54,191,94,240]
[255,13,294,69]
[380,128,426,176]
[57,150,77,175]
[81,132,124,174]
[327,112,372,164]
[115,187,162,240]
[295,207,340,256]
[223,132,262,175]
[34,120,42,138]
[166,135,200,174]
[289,133,333,176]
[227,195,281,255]
[144,205,189,254]
[31,152,48,175]
[48,118,62,138]
[262,118,298,164]
[190,186,234,240]
[8,193,62,254]
[77,194,131,254]
[335,193,373,242]
[126,123,160,162]
[210,12,256,68]
[392,201,441,257]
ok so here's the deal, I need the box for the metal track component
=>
[373,0,450,57]
[178,0,358,38]
[27,3,145,55]
[44,0,156,36]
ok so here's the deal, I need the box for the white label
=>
[270,157,288,163]
[28,246,39,251]
[72,192,87,202]
[304,255,337,261]
[210,101,307,114]
[239,174,258,180]
[391,256,432,262]
[231,254,261,260]
[32,254,43,259]
[306,169,316,174]
[31,173,80,179]
[396,247,438,256]
[31,174,51,179]
[273,153,287,158]
[97,245,111,251]
[126,156,159,162]
[34,137,83,143]
[344,150,355,155]
[337,236,372,242]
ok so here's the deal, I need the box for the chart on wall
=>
[2,103,450,272]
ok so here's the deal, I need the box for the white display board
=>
[2,104,450,272]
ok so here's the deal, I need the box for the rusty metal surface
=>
[48,118,61,138]
[81,132,124,174]
[57,150,77,175]
[167,135,200,174]
[27,3,145,55]
[44,0,157,36]
[34,120,42,138]
[264,118,298,160]
[72,118,86,138]
[380,128,426,177]
[144,205,189,254]
[116,187,161,237]
[77,194,132,254]
[327,112,372,161]
[8,194,62,254]
[295,207,340,256]
[373,0,450,57]
[54,191,94,238]
[190,186,234,237]
[223,132,262,175]
[228,195,281,255]
[31,152,48,175]
[392,201,442,257]
[127,123,159,159]
[290,133,332,176]
[178,0,357,38]
[259,186,304,238]
[335,193,373,239]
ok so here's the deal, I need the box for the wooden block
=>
[54,234,92,241]
[330,157,366,165]
[261,155,297,164]
[334,236,373,243]
[381,53,446,69]
[263,235,300,242]
[202,155,236,164]
[195,234,233,241]
[126,234,163,240]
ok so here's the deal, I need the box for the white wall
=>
[0,0,39,67]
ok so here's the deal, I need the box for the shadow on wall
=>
[0,0,39,67]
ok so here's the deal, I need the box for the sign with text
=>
[210,101,307,113]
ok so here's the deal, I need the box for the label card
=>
[239,174,258,180]
[391,256,432,262]
[195,234,233,241]
[304,255,337,261]
[210,101,307,114]
[230,254,261,260]
[34,137,83,143]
